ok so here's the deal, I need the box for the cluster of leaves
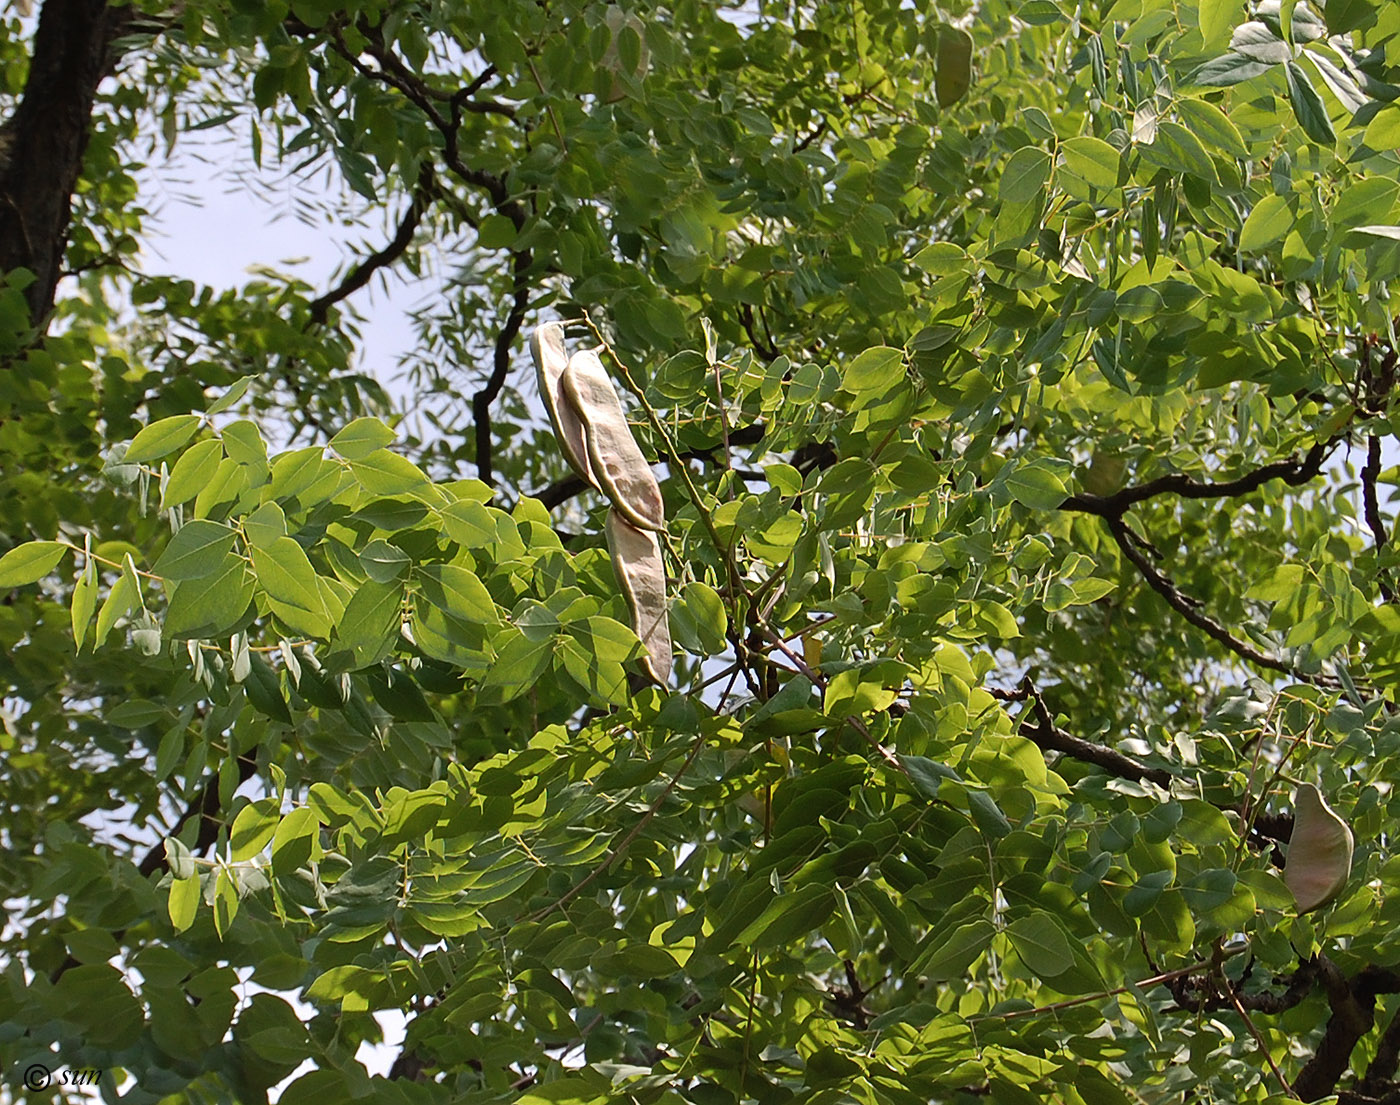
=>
[4,0,1400,1103]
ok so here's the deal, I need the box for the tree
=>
[3,0,1400,1100]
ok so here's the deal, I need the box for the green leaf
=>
[330,417,396,459]
[1001,147,1052,204]
[162,439,224,508]
[1017,0,1063,26]
[1352,226,1400,241]
[915,918,996,981]
[1175,98,1249,158]
[213,869,238,938]
[243,501,287,549]
[1285,61,1335,146]
[94,558,139,647]
[1322,0,1378,34]
[842,346,905,394]
[337,579,404,667]
[165,837,196,880]
[252,537,331,638]
[245,653,293,725]
[1239,194,1295,253]
[349,449,430,495]
[1004,462,1068,509]
[206,375,253,416]
[481,627,552,702]
[968,789,1013,838]
[359,539,410,583]
[935,26,973,107]
[1198,0,1238,46]
[71,557,97,650]
[1059,136,1120,190]
[417,564,498,623]
[165,554,254,639]
[271,807,320,875]
[230,798,280,860]
[153,521,239,581]
[1192,51,1274,86]
[900,755,961,800]
[477,213,517,250]
[670,581,728,655]
[1363,106,1400,152]
[168,875,200,933]
[1007,911,1076,979]
[126,415,202,464]
[0,540,69,587]
[383,789,447,847]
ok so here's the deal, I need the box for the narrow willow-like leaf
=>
[605,509,672,684]
[1286,783,1353,912]
[529,322,595,485]
[563,349,665,532]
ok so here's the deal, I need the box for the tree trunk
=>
[0,0,122,329]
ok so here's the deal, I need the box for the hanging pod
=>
[605,508,672,685]
[529,321,595,485]
[561,348,666,533]
[528,322,671,685]
[1285,783,1354,913]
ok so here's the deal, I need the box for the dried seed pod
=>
[1285,783,1354,912]
[562,349,665,532]
[530,322,596,485]
[605,508,672,685]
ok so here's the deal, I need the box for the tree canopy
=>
[4,0,1400,1102]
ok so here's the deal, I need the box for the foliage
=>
[4,0,1400,1103]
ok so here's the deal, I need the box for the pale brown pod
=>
[562,349,665,532]
[605,508,672,685]
[1285,783,1354,912]
[529,322,596,485]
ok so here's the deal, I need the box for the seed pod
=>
[562,349,665,532]
[605,508,672,685]
[1285,783,1354,912]
[530,322,596,485]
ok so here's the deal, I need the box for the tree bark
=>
[0,0,124,328]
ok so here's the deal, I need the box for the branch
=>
[0,0,134,326]
[1295,959,1400,1102]
[1362,434,1396,601]
[306,164,434,326]
[50,750,259,983]
[1362,1004,1400,1093]
[1059,441,1332,516]
[135,751,259,878]
[1106,515,1319,681]
[739,303,780,361]
[474,247,531,485]
[1018,685,1173,789]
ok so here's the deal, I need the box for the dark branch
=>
[1059,441,1333,516]
[50,750,259,984]
[475,247,531,485]
[1018,687,1173,789]
[0,0,133,327]
[306,164,434,326]
[1363,1004,1400,1093]
[1362,434,1395,601]
[136,751,259,877]
[1106,515,1317,681]
[1294,959,1400,1101]
[793,119,828,153]
[739,303,780,361]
